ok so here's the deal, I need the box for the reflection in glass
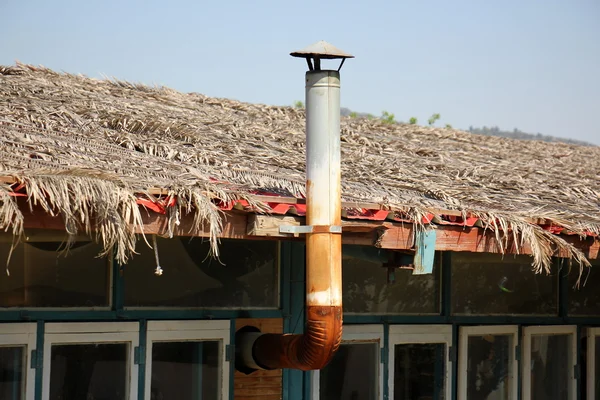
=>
[530,335,571,400]
[466,335,512,399]
[150,341,220,400]
[0,237,110,308]
[568,261,600,316]
[0,346,25,400]
[49,343,128,400]
[319,343,378,400]
[342,248,440,314]
[452,253,557,315]
[124,238,278,308]
[394,343,445,400]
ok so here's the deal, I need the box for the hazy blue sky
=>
[1,0,598,144]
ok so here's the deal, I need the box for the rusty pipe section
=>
[240,71,343,371]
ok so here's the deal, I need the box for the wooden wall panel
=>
[234,318,284,400]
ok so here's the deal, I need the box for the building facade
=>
[1,63,599,400]
[0,232,598,399]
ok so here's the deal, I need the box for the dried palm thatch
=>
[0,63,598,273]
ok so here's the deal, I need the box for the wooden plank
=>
[561,235,600,260]
[235,318,283,333]
[19,205,250,239]
[138,210,248,238]
[247,214,395,236]
[12,199,598,259]
[380,225,533,254]
[232,388,282,396]
[234,376,283,387]
[341,231,378,246]
[21,207,67,231]
[376,224,414,250]
[247,215,302,237]
[433,226,531,254]
[378,224,599,259]
[234,318,283,400]
[16,199,250,240]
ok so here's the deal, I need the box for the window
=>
[42,322,139,400]
[585,328,600,400]
[451,253,557,315]
[124,237,279,308]
[522,326,576,400]
[389,325,452,400]
[459,326,518,399]
[145,320,230,400]
[0,323,36,400]
[343,247,441,314]
[568,260,600,316]
[0,231,111,308]
[312,325,383,400]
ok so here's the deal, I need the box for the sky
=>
[1,0,599,144]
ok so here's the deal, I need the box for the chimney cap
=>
[290,40,354,60]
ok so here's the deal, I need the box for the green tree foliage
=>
[428,113,441,126]
[338,105,592,146]
[294,100,304,109]
[468,126,592,146]
[381,111,396,124]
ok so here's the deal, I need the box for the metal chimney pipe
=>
[237,41,352,372]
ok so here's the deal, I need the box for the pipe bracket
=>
[279,225,342,234]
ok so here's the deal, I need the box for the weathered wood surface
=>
[14,201,599,259]
[234,318,283,400]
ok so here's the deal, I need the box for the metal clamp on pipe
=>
[279,225,343,234]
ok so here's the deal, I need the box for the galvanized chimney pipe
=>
[250,71,343,371]
[237,41,351,372]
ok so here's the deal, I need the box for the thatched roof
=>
[1,63,598,271]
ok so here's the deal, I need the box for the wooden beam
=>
[22,207,67,231]
[246,214,392,236]
[12,199,599,259]
[246,215,302,238]
[377,224,599,259]
[18,202,250,240]
[561,234,599,260]
[433,226,531,254]
[138,210,248,239]
[375,223,414,250]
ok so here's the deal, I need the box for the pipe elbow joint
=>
[239,305,342,371]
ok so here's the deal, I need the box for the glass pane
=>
[394,343,445,400]
[0,346,26,400]
[320,343,378,400]
[150,341,220,400]
[49,343,129,400]
[0,234,110,308]
[343,247,440,314]
[529,334,571,400]
[451,253,557,315]
[568,261,600,316]
[124,238,279,308]
[466,334,513,399]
